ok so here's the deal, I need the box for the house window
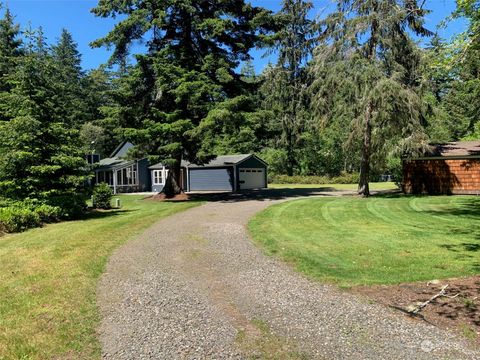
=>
[153,170,164,185]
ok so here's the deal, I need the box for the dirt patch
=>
[148,193,191,201]
[351,276,480,344]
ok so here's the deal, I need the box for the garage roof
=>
[149,154,264,169]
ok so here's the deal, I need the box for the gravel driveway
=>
[98,192,479,359]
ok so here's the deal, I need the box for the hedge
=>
[0,200,63,234]
[269,172,360,185]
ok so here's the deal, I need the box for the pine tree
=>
[261,0,316,176]
[0,5,22,120]
[92,0,273,195]
[51,29,89,126]
[311,0,432,196]
[0,29,88,215]
[0,5,21,85]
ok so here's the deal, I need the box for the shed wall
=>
[403,158,480,195]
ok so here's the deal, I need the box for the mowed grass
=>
[0,196,200,360]
[249,195,480,286]
[268,181,397,191]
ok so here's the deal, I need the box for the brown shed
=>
[403,141,480,195]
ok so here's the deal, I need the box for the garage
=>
[150,154,267,192]
[189,168,234,191]
[239,168,266,189]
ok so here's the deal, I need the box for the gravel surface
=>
[98,193,479,359]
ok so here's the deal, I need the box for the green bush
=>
[93,183,113,209]
[47,193,88,219]
[33,204,62,223]
[269,172,360,185]
[0,207,41,233]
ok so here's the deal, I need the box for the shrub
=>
[33,204,62,223]
[269,172,360,185]
[93,183,113,209]
[0,207,41,233]
[47,193,88,219]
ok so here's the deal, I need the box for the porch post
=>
[113,169,117,195]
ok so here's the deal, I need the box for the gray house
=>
[149,154,267,193]
[94,141,151,194]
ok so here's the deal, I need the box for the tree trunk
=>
[358,102,372,197]
[162,155,182,197]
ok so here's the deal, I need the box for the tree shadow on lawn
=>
[80,208,137,220]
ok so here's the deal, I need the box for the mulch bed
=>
[351,276,480,344]
[148,193,191,201]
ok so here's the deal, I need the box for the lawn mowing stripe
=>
[249,195,480,286]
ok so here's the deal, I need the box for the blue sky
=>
[3,0,468,72]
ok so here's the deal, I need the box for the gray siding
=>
[152,184,164,193]
[113,142,134,158]
[137,158,151,191]
[189,167,233,191]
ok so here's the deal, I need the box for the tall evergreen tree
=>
[0,29,88,215]
[0,5,22,120]
[311,0,432,196]
[92,0,273,195]
[261,0,316,176]
[51,29,89,126]
[441,0,480,139]
[0,5,22,87]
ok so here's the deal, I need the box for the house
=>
[403,140,480,195]
[94,141,151,194]
[149,154,268,193]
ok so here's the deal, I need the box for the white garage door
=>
[239,168,265,189]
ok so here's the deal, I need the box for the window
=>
[153,169,164,185]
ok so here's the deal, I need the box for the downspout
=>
[185,165,190,192]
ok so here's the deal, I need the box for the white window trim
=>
[152,166,168,186]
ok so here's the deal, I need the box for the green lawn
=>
[249,195,480,287]
[268,182,397,191]
[0,196,200,360]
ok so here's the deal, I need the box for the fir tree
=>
[51,29,89,126]
[0,29,88,215]
[92,0,273,195]
[261,0,316,176]
[0,5,22,120]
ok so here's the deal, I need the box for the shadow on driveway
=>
[174,187,400,203]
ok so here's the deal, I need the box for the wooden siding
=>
[403,158,480,195]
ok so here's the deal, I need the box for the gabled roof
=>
[185,154,253,168]
[426,141,480,158]
[96,141,136,171]
[110,141,134,158]
[149,154,266,169]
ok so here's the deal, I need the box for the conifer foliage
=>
[311,0,432,196]
[91,0,274,195]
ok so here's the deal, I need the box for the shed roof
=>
[426,141,480,158]
[149,154,260,169]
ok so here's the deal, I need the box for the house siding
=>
[189,167,234,191]
[137,158,151,192]
[403,158,480,195]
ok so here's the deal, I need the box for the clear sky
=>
[3,0,468,73]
